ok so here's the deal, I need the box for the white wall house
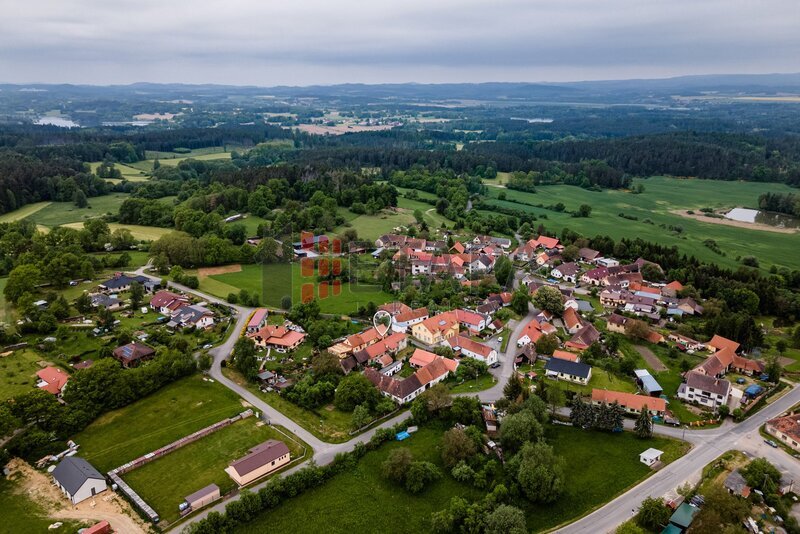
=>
[52,457,107,505]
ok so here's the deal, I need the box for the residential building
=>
[364,355,458,404]
[565,323,601,351]
[544,358,592,385]
[247,309,269,333]
[562,307,583,334]
[578,247,601,263]
[411,312,459,345]
[52,457,107,505]
[329,326,387,357]
[112,342,156,368]
[169,305,215,329]
[36,366,69,396]
[517,318,557,346]
[551,262,581,283]
[551,350,580,362]
[591,389,666,415]
[149,290,189,314]
[90,294,123,310]
[677,371,731,410]
[248,324,306,351]
[447,335,498,365]
[723,470,751,498]
[707,334,740,354]
[392,307,429,333]
[454,309,488,334]
[606,313,627,334]
[765,414,800,453]
[98,273,150,292]
[378,302,412,317]
[225,440,291,486]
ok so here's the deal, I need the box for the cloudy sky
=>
[1,0,798,85]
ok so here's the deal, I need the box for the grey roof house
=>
[52,457,107,505]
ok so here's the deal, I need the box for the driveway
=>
[634,345,668,372]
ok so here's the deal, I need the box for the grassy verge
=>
[449,373,497,394]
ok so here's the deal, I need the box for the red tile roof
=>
[708,335,740,354]
[37,366,69,395]
[592,389,666,413]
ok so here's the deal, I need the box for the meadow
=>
[235,424,687,534]
[18,193,132,228]
[0,349,55,401]
[483,176,800,270]
[72,375,247,472]
[123,419,307,524]
[61,222,175,241]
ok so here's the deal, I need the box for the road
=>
[135,266,800,534]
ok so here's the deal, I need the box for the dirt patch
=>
[634,345,668,372]
[778,357,795,367]
[198,264,242,277]
[6,458,150,534]
[672,210,797,234]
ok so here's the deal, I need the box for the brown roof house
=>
[766,413,800,453]
[112,342,156,368]
[225,440,291,486]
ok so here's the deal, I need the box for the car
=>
[275,348,287,353]
[497,337,503,342]
[490,362,501,369]
[765,439,778,448]
[202,343,213,349]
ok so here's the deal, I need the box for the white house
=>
[52,457,107,505]
[639,448,664,467]
[446,335,498,365]
[677,371,731,410]
[391,307,429,333]
[544,358,592,385]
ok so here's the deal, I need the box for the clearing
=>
[198,264,243,277]
[673,209,796,234]
[60,222,174,241]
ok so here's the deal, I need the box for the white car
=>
[203,344,213,350]
[275,348,287,354]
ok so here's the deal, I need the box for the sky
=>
[1,0,798,86]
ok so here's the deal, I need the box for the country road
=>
[133,266,800,534]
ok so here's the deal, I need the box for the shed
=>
[634,369,664,397]
[83,521,112,534]
[669,503,700,531]
[183,483,221,512]
[639,448,664,466]
[660,525,682,534]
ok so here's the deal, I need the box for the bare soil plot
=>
[198,264,242,277]
[634,345,668,372]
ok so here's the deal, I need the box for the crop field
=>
[72,375,247,472]
[203,263,393,315]
[61,222,174,241]
[482,176,800,270]
[236,424,688,534]
[123,419,307,524]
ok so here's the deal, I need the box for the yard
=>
[449,373,497,394]
[122,419,308,524]
[482,176,800,270]
[0,349,60,401]
[72,375,247,472]
[235,424,688,534]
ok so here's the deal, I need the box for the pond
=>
[724,207,800,229]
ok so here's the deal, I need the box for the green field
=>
[89,161,150,182]
[236,424,688,534]
[203,263,393,315]
[61,222,175,241]
[72,375,246,472]
[0,477,84,534]
[334,208,417,242]
[0,349,55,400]
[19,194,131,228]
[483,176,800,270]
[123,419,307,524]
[0,201,51,223]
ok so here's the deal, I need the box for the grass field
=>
[72,375,247,472]
[20,194,131,228]
[0,349,55,400]
[61,222,174,241]
[0,201,51,223]
[89,161,150,182]
[334,208,417,242]
[202,263,393,315]
[123,419,307,524]
[483,176,800,270]
[0,477,83,534]
[236,424,688,534]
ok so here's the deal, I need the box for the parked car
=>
[765,439,778,448]
[490,362,501,369]
[202,343,213,349]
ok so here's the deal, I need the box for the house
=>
[534,235,560,250]
[517,318,556,346]
[707,334,740,354]
[578,248,601,263]
[723,470,751,498]
[551,350,580,362]
[364,355,458,404]
[411,312,459,345]
[392,307,429,333]
[592,389,666,416]
[661,280,685,297]
[562,307,583,334]
[765,414,800,453]
[247,309,269,333]
[447,335,498,365]
[225,440,291,486]
[329,326,387,357]
[544,358,592,385]
[379,302,412,317]
[409,348,440,368]
[677,371,731,410]
[52,457,107,505]
[149,290,189,314]
[639,448,664,467]
[606,313,628,334]
[634,369,663,396]
[565,323,601,351]
[596,257,620,268]
[90,294,123,311]
[454,309,488,334]
[36,366,69,396]
[668,334,704,352]
[98,273,150,293]
[249,324,306,351]
[169,305,215,329]
[182,484,221,514]
[668,503,700,532]
[353,333,407,365]
[551,262,581,283]
[112,342,156,368]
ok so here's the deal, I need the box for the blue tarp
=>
[396,431,410,441]
[745,384,764,397]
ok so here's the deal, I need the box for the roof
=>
[592,389,666,412]
[708,334,740,354]
[767,413,800,443]
[535,235,560,249]
[172,305,214,325]
[640,448,664,461]
[100,273,149,290]
[455,309,486,329]
[669,503,700,528]
[52,457,104,494]
[551,350,579,362]
[247,309,269,328]
[184,483,220,503]
[723,470,751,498]
[409,348,438,367]
[417,311,458,335]
[554,262,581,277]
[228,440,290,477]
[578,247,600,261]
[684,371,731,397]
[447,335,494,358]
[665,280,685,292]
[364,367,423,400]
[545,358,592,379]
[634,369,663,394]
[395,307,429,324]
[112,342,155,364]
[563,307,582,330]
[567,323,601,349]
[379,302,412,316]
[150,290,185,308]
[37,366,69,394]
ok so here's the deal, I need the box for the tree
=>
[570,395,595,429]
[634,405,653,439]
[575,204,592,217]
[741,458,781,492]
[776,339,788,355]
[546,383,565,415]
[334,373,379,412]
[503,374,524,402]
[625,319,651,340]
[404,461,441,493]
[382,447,413,483]
[532,285,564,315]
[441,427,478,468]
[499,411,543,452]
[73,189,88,208]
[5,264,39,303]
[449,396,483,427]
[615,521,646,534]
[129,282,145,310]
[515,440,565,503]
[764,356,782,383]
[535,334,559,356]
[350,404,371,430]
[485,505,527,534]
[280,295,292,309]
[494,256,513,288]
[311,351,342,379]
[510,288,530,315]
[75,292,93,314]
[636,496,671,531]
[232,337,259,381]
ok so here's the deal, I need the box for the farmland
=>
[72,375,247,472]
[483,176,800,270]
[61,222,175,241]
[123,419,307,524]
[235,424,688,534]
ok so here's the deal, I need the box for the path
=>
[634,344,668,372]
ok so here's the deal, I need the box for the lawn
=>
[0,201,51,223]
[222,367,357,443]
[60,222,175,241]
[334,208,417,242]
[235,424,688,534]
[483,176,800,270]
[0,349,56,400]
[21,193,131,228]
[72,375,247,472]
[449,373,497,394]
[123,419,308,524]
[205,263,393,315]
[89,161,150,182]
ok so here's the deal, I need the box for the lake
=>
[724,207,800,229]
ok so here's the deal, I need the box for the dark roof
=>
[545,358,592,379]
[570,323,601,346]
[340,356,358,373]
[112,342,155,363]
[52,457,104,494]
[184,483,220,503]
[229,440,290,477]
[100,274,148,290]
[364,367,422,399]
[685,371,731,396]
